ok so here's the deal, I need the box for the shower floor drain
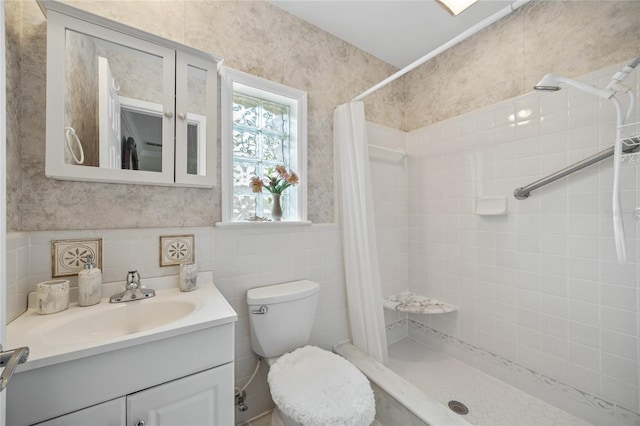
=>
[448,400,469,415]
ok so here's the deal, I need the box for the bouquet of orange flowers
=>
[250,165,299,194]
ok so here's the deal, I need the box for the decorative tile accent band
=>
[51,238,102,277]
[159,234,195,267]
[385,318,408,333]
[408,319,640,425]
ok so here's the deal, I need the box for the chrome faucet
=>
[109,270,155,303]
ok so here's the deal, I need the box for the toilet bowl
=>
[247,281,375,426]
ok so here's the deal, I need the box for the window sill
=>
[215,221,312,229]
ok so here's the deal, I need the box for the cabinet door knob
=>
[134,421,145,426]
[178,112,186,120]
[164,111,174,118]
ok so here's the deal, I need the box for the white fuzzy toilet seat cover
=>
[268,345,375,426]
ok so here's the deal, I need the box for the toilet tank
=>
[247,280,320,358]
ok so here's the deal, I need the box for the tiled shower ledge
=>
[383,291,457,314]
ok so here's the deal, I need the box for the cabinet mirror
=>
[42,1,220,187]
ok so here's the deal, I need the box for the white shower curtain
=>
[334,101,388,364]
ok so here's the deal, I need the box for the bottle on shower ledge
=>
[78,254,102,306]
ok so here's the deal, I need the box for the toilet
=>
[247,280,375,426]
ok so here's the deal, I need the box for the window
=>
[221,68,307,222]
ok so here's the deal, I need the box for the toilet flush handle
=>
[251,306,268,314]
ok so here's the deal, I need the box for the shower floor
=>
[387,338,591,426]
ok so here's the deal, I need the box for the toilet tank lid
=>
[247,280,319,305]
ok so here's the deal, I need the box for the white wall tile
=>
[539,274,567,298]
[404,62,640,416]
[541,254,567,277]
[567,87,597,108]
[601,329,637,361]
[568,321,600,348]
[540,91,568,116]
[601,306,637,336]
[568,300,600,327]
[568,103,600,130]
[601,284,637,311]
[567,278,600,304]
[602,352,638,386]
[540,333,568,360]
[600,376,639,411]
[567,257,600,281]
[541,314,568,339]
[540,111,567,135]
[540,293,567,318]
[567,214,600,237]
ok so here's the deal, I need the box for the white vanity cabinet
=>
[36,364,234,426]
[8,323,235,426]
[6,279,237,426]
[40,0,219,187]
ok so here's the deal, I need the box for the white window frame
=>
[221,67,307,223]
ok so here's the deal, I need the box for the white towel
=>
[268,345,375,426]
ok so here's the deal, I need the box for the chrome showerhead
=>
[533,73,616,99]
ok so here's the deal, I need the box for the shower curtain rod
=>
[352,0,531,102]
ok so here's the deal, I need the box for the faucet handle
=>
[110,269,154,303]
[126,270,140,289]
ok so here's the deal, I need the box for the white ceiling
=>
[271,0,514,69]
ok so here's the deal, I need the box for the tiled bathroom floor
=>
[387,338,591,426]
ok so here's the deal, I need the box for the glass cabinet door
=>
[174,52,217,187]
[46,9,177,185]
[42,2,221,188]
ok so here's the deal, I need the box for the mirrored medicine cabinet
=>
[39,0,222,187]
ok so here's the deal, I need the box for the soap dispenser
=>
[78,254,102,306]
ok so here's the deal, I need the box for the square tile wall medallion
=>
[52,238,103,277]
[160,234,195,267]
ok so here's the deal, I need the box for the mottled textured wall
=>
[11,0,634,231]
[6,0,404,231]
[65,30,98,166]
[5,1,22,232]
[404,0,640,130]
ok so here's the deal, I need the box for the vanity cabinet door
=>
[35,397,126,426]
[127,363,234,426]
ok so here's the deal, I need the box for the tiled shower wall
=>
[5,224,349,424]
[406,61,640,418]
[368,122,410,343]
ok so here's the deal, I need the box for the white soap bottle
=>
[78,254,102,306]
